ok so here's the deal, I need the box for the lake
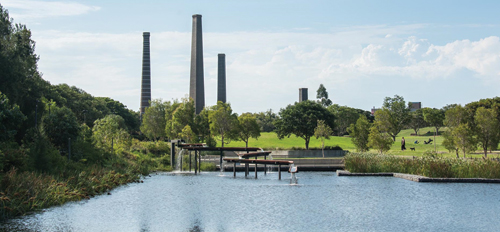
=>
[2,171,500,231]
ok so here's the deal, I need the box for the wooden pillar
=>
[220,150,223,172]
[194,151,197,175]
[264,155,267,175]
[245,163,248,177]
[278,164,281,180]
[189,151,192,172]
[233,162,236,177]
[198,151,201,173]
[255,157,257,179]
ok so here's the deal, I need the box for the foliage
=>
[180,125,196,143]
[442,105,476,158]
[316,84,332,107]
[347,116,371,152]
[0,92,26,142]
[408,109,426,135]
[314,120,333,157]
[367,125,393,154]
[254,109,277,132]
[140,99,167,141]
[170,98,195,139]
[193,106,212,144]
[275,100,335,149]
[422,107,444,135]
[209,101,239,147]
[92,115,130,154]
[375,95,411,141]
[344,153,500,179]
[237,113,261,148]
[474,107,499,157]
[42,105,80,151]
[328,104,372,136]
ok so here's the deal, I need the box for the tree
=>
[422,108,444,135]
[92,114,129,153]
[367,125,393,154]
[375,95,411,141]
[180,125,196,143]
[275,100,335,149]
[170,98,195,139]
[453,123,477,158]
[328,104,363,136]
[408,109,426,136]
[42,105,80,151]
[314,120,333,157]
[193,106,212,144]
[0,92,26,142]
[443,105,473,158]
[347,116,371,152]
[209,101,238,147]
[255,109,277,132]
[316,84,332,107]
[237,113,261,149]
[140,99,166,141]
[474,107,499,158]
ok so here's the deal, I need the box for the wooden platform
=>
[223,158,292,165]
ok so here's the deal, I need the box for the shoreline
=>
[337,170,500,183]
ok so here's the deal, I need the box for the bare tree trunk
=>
[322,140,325,158]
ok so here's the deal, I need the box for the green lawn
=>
[225,127,494,158]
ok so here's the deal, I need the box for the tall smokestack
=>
[140,32,151,116]
[190,14,205,114]
[217,53,226,103]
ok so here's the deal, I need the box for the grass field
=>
[225,127,497,158]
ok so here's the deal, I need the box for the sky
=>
[3,0,500,114]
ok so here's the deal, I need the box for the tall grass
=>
[344,152,500,178]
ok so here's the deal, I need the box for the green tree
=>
[237,113,261,149]
[408,109,426,136]
[193,106,212,144]
[42,105,80,152]
[170,98,195,139]
[367,125,393,154]
[375,95,411,141]
[453,123,477,158]
[140,99,167,141]
[92,114,129,153]
[474,107,499,158]
[0,92,26,142]
[422,108,445,135]
[329,104,367,136]
[314,120,333,157]
[443,105,472,158]
[180,125,196,143]
[275,100,335,149]
[255,109,277,132]
[209,101,238,147]
[347,116,371,152]
[316,84,332,107]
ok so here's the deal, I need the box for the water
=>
[2,172,500,232]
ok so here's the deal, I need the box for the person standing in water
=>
[401,137,406,151]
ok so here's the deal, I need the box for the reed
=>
[344,152,500,179]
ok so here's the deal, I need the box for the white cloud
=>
[2,0,100,19]
[31,25,500,113]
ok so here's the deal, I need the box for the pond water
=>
[2,172,500,232]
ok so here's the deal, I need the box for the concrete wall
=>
[271,150,347,158]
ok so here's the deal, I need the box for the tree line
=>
[348,95,500,158]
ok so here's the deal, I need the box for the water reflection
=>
[2,172,500,231]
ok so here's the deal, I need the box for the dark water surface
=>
[2,172,500,231]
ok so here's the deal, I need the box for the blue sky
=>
[3,0,500,114]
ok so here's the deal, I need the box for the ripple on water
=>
[2,172,500,232]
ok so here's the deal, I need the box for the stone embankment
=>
[337,170,500,183]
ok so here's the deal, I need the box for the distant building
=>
[410,102,422,112]
[371,107,380,116]
[299,88,308,102]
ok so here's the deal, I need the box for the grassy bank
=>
[225,128,495,158]
[344,152,500,178]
